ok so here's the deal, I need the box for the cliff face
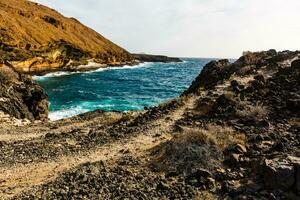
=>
[0,0,133,74]
[0,62,48,121]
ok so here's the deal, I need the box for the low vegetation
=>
[236,101,269,121]
[150,125,246,175]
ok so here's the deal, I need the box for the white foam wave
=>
[49,107,89,121]
[32,71,78,81]
[33,62,151,81]
[93,62,151,72]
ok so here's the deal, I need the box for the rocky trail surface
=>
[0,95,197,199]
[0,50,299,199]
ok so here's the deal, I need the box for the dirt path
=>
[0,97,197,199]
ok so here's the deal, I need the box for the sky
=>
[31,0,300,58]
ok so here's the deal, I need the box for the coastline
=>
[33,58,192,121]
[9,54,183,76]
[0,50,299,199]
[32,61,142,78]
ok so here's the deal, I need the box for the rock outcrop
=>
[0,0,133,74]
[0,61,48,120]
[180,50,300,199]
[133,54,182,63]
[184,59,231,93]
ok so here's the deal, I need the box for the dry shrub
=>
[150,126,245,175]
[236,101,269,121]
[205,125,246,149]
[150,129,222,175]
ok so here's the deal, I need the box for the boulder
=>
[186,168,215,190]
[183,59,231,94]
[224,144,247,165]
[291,59,300,68]
[232,144,247,154]
[264,158,295,191]
[230,80,242,92]
[287,99,300,109]
[287,156,300,193]
[254,74,265,83]
[287,97,300,111]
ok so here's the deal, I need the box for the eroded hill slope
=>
[0,0,133,74]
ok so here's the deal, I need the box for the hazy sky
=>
[32,0,300,58]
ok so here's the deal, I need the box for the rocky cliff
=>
[0,61,48,121]
[0,50,299,199]
[0,0,133,74]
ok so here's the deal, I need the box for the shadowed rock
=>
[0,61,48,120]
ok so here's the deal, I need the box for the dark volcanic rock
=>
[18,157,197,200]
[184,50,300,95]
[264,158,295,190]
[180,50,300,198]
[184,59,231,93]
[0,62,48,120]
[133,54,182,63]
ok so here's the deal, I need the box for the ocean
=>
[34,58,215,120]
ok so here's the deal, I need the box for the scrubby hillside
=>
[0,50,299,199]
[0,0,133,74]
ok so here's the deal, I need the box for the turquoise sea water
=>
[34,58,214,120]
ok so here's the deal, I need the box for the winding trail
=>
[0,97,197,199]
[0,74,256,199]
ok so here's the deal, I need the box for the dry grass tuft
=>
[288,118,300,126]
[236,102,269,121]
[205,125,246,149]
[150,125,246,175]
[195,191,227,200]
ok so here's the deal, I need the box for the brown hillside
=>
[0,0,133,73]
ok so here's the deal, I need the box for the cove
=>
[34,58,214,120]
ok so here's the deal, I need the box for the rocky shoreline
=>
[24,53,182,76]
[1,40,182,76]
[0,50,299,199]
[133,54,182,63]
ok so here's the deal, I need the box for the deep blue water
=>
[34,58,214,120]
